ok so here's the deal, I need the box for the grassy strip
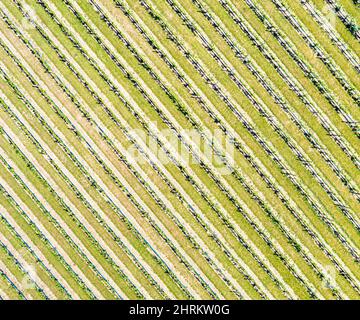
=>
[0,235,47,300]
[0,8,191,300]
[177,0,360,222]
[57,0,358,298]
[37,0,306,298]
[215,0,360,161]
[321,0,360,39]
[0,270,25,299]
[0,5,215,298]
[139,0,360,261]
[291,0,360,76]
[54,0,316,298]
[0,75,150,300]
[309,0,360,47]
[0,213,70,299]
[253,0,359,113]
[59,0,300,300]
[114,0,360,294]
[0,122,116,299]
[0,141,96,299]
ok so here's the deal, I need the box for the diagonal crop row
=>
[54,0,342,298]
[0,267,25,299]
[0,5,219,300]
[0,227,49,299]
[10,0,290,298]
[0,20,225,298]
[87,0,354,299]
[323,0,360,39]
[0,215,60,299]
[298,0,360,73]
[215,0,360,168]
[116,0,360,294]
[250,0,359,108]
[2,0,359,300]
[60,0,315,299]
[139,0,360,252]
[0,250,27,299]
[188,0,359,202]
[0,65,194,300]
[0,120,121,299]
[0,152,98,299]
[0,203,74,299]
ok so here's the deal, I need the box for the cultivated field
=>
[0,0,359,300]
